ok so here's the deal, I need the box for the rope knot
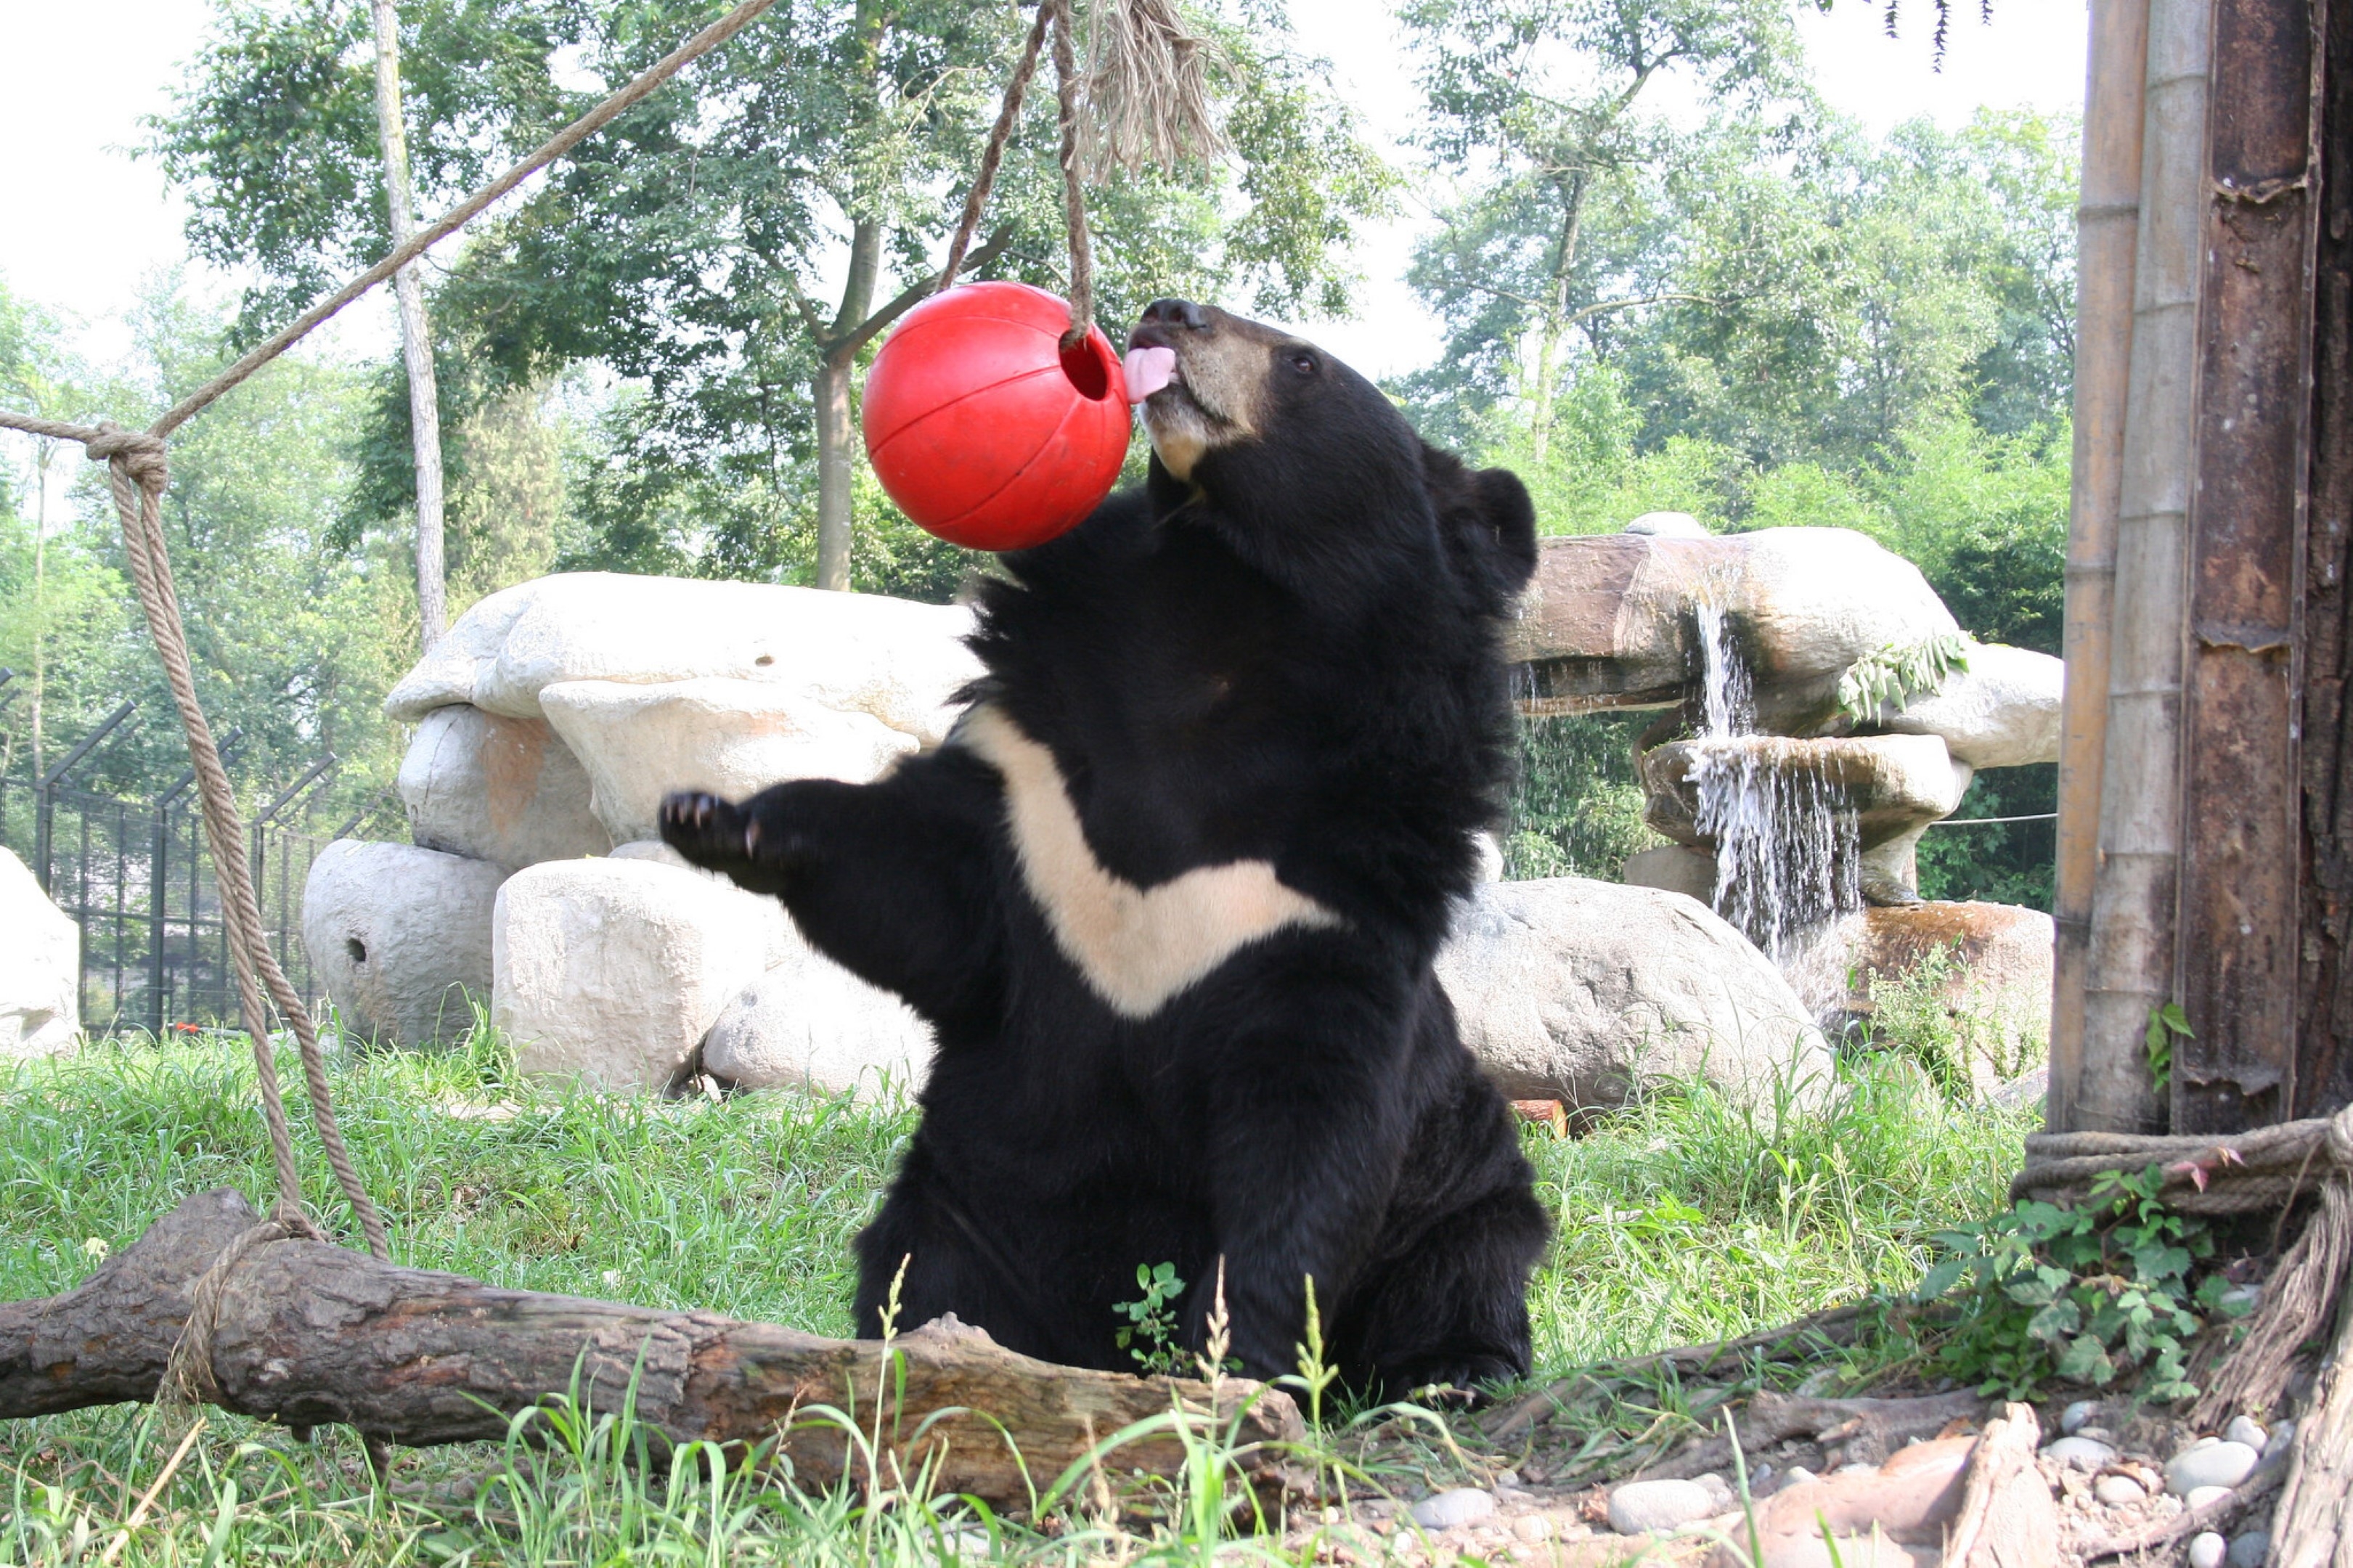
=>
[85,422,168,492]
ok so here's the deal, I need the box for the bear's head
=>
[1125,298,1536,616]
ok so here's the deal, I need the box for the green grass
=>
[0,1026,2031,1564]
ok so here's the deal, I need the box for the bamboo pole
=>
[2076,0,2213,1133]
[2050,0,2153,1132]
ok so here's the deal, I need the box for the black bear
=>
[661,298,1549,1395]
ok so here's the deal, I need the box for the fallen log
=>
[0,1190,1302,1508]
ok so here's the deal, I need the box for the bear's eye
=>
[1289,351,1318,376]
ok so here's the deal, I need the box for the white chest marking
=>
[956,703,1343,1019]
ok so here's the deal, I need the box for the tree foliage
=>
[149,0,1395,592]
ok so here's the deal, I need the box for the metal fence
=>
[0,702,399,1039]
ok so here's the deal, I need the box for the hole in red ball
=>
[1059,338,1111,401]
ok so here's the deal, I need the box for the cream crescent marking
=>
[955,703,1343,1018]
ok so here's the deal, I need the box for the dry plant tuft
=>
[1080,0,1228,174]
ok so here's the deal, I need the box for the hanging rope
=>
[935,0,1220,351]
[0,0,784,1265]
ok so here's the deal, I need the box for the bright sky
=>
[0,0,2089,386]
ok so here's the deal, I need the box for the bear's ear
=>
[1424,441,1538,609]
[1468,466,1538,593]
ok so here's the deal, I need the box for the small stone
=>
[2263,1420,2296,1461]
[2224,1417,2269,1451]
[2187,1487,2233,1512]
[1836,1463,1879,1477]
[1607,1479,1718,1535]
[1493,1470,1520,1489]
[1750,1464,1775,1495]
[1411,1489,1498,1532]
[2060,1400,2101,1436]
[2169,1441,2260,1497]
[1775,1466,1818,1494]
[1697,1473,1737,1511]
[2189,1532,2227,1568]
[2094,1475,2148,1508]
[1512,1516,1551,1543]
[2078,1426,2117,1443]
[2043,1437,2120,1473]
[2227,1532,2270,1568]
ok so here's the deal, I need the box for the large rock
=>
[492,850,796,1090]
[1641,733,1967,854]
[302,841,507,1047]
[1840,901,2053,1093]
[383,573,982,745]
[1437,877,1831,1108]
[1878,642,2064,770]
[1506,529,1958,727]
[701,940,934,1098]
[0,848,78,1058]
[541,677,921,847]
[397,704,611,870]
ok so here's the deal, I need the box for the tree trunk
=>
[370,0,448,649]
[813,220,884,593]
[0,1191,1302,1511]
[814,349,856,592]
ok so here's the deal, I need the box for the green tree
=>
[150,0,1394,594]
[1,282,408,817]
[1398,0,1808,460]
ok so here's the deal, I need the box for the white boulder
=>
[0,847,78,1058]
[542,677,920,847]
[1879,642,2064,770]
[1437,877,1830,1108]
[398,703,611,870]
[302,840,507,1046]
[383,573,982,746]
[701,939,934,1098]
[492,851,796,1090]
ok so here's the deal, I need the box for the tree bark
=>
[813,221,884,592]
[371,0,449,648]
[0,1191,1302,1510]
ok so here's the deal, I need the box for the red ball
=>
[863,282,1132,552]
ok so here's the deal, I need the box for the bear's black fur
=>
[661,298,1550,1394]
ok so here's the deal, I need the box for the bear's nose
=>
[1131,298,1210,349]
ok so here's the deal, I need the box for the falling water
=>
[1689,601,1862,964]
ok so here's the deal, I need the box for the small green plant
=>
[2147,1003,2192,1095]
[1836,632,1973,724]
[1114,1261,1188,1376]
[1918,1164,2254,1401]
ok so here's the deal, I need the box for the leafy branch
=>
[1835,632,1972,724]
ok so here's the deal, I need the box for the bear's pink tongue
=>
[1124,346,1177,404]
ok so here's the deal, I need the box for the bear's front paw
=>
[658,790,760,873]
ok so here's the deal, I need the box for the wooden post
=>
[2060,0,2353,1132]
[2173,0,2323,1132]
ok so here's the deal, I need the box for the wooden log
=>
[0,1191,1302,1508]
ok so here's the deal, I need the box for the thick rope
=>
[2012,1103,2353,1214]
[1048,0,1096,353]
[933,0,1098,351]
[1,412,387,1256]
[0,0,787,1269]
[937,3,1052,291]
